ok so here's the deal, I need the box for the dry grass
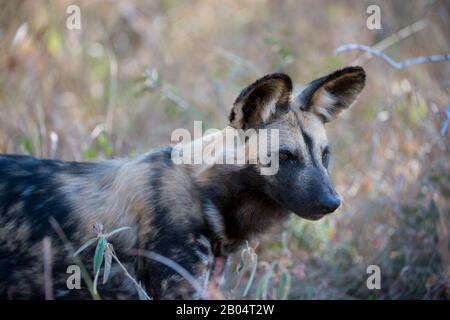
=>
[0,0,449,299]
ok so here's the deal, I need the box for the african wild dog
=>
[0,66,365,299]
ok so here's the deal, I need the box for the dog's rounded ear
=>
[229,73,293,129]
[298,66,366,123]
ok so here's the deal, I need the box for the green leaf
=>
[237,248,246,273]
[93,238,106,274]
[97,133,107,148]
[82,147,97,160]
[73,238,98,257]
[104,226,132,239]
[242,252,258,297]
[93,266,100,295]
[103,246,112,285]
[253,273,272,300]
[276,270,291,300]
[261,272,273,299]
[19,135,33,155]
[46,29,61,56]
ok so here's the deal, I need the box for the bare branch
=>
[440,104,450,137]
[214,46,259,72]
[373,20,428,52]
[351,19,428,65]
[334,44,450,69]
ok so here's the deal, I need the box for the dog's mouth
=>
[294,205,341,221]
[297,213,327,221]
[289,208,328,221]
[299,213,326,221]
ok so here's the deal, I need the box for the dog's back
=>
[0,155,86,298]
[0,150,215,299]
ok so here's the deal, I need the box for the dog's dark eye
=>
[322,147,330,168]
[279,151,293,162]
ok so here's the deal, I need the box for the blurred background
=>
[0,0,448,299]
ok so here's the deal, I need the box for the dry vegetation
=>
[0,0,448,299]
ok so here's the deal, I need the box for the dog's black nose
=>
[318,195,341,214]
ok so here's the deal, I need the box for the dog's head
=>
[229,66,366,220]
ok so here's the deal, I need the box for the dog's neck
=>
[173,125,289,254]
[197,164,289,255]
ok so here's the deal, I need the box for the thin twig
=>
[352,19,428,65]
[110,247,152,300]
[143,68,206,119]
[48,217,101,300]
[334,44,450,69]
[373,19,428,52]
[105,49,118,134]
[161,84,190,110]
[133,249,204,298]
[214,46,259,72]
[42,237,54,300]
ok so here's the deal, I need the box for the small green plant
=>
[83,131,113,160]
[218,236,293,300]
[18,135,34,155]
[73,222,152,300]
[253,233,292,300]
[219,241,258,299]
[49,217,100,300]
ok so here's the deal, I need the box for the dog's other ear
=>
[298,66,366,123]
[229,73,293,129]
